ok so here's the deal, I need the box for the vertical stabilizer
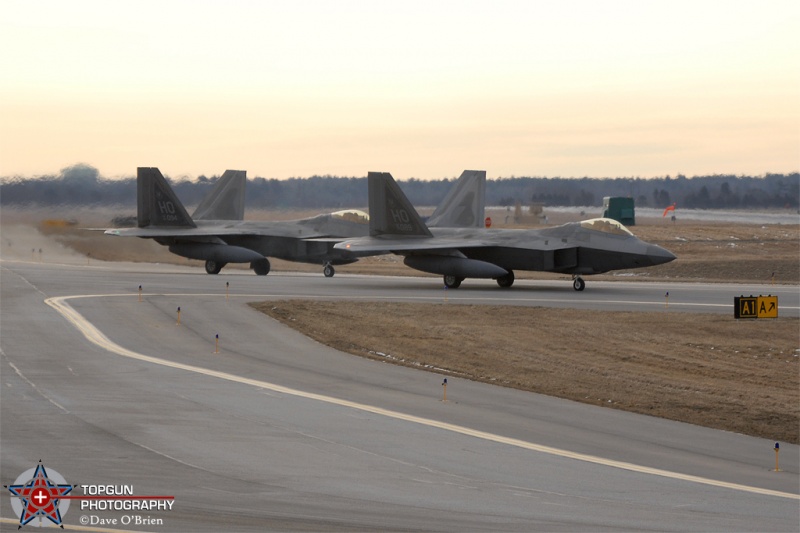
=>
[368,172,433,238]
[192,170,247,221]
[137,167,196,228]
[427,170,486,228]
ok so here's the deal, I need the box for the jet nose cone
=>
[647,244,676,265]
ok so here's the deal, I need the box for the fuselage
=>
[408,219,675,275]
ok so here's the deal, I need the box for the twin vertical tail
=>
[137,167,196,228]
[427,170,486,228]
[192,170,246,221]
[367,172,433,238]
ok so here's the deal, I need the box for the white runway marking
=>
[2,349,70,414]
[46,294,798,500]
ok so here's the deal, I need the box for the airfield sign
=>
[734,295,778,319]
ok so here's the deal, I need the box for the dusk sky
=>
[2,0,797,180]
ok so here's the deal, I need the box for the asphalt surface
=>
[1,258,798,532]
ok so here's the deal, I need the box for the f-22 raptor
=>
[335,172,676,290]
[105,167,486,277]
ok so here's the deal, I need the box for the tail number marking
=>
[157,200,181,222]
[390,208,413,232]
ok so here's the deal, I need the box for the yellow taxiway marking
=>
[46,294,798,501]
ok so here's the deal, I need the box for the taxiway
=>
[2,259,798,531]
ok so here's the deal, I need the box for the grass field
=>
[254,301,798,443]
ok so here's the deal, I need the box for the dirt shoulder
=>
[253,301,799,444]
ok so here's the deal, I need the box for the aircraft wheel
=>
[496,270,515,288]
[443,275,463,289]
[251,258,271,276]
[205,260,225,275]
[573,276,585,291]
[323,263,335,278]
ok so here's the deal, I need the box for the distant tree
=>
[653,188,671,208]
[498,196,515,207]
[573,189,595,206]
[688,185,712,208]
[716,181,740,208]
[60,163,99,185]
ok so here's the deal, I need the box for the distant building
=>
[602,197,635,226]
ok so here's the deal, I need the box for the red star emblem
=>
[7,462,73,528]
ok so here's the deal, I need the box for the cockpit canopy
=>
[580,217,634,236]
[330,209,370,224]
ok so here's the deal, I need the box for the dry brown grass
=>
[629,222,799,284]
[253,301,800,443]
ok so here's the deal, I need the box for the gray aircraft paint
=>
[106,167,488,277]
[192,170,246,221]
[426,170,486,229]
[335,172,676,290]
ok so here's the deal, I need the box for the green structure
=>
[602,197,635,226]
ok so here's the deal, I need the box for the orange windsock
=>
[662,203,676,217]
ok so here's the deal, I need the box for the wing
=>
[335,233,491,253]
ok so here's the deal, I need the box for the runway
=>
[2,259,798,531]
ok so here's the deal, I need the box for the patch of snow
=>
[532,206,800,225]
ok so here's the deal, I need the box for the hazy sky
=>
[2,0,797,180]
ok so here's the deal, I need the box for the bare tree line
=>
[2,164,797,210]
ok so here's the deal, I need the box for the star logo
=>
[6,461,73,529]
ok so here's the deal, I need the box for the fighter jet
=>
[334,172,676,290]
[105,167,486,277]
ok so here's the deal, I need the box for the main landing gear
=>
[251,258,271,276]
[443,274,463,289]
[205,260,226,275]
[443,270,516,289]
[442,271,585,290]
[495,271,515,288]
[323,263,335,278]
